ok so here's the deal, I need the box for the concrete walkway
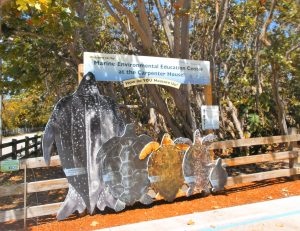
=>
[97,196,300,231]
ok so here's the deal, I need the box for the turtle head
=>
[77,72,100,96]
[193,129,202,145]
[161,133,174,146]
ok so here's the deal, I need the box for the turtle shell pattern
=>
[147,143,185,202]
[183,131,216,196]
[98,124,153,210]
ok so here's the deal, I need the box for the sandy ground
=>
[1,177,299,231]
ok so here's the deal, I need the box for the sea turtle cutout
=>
[42,72,125,220]
[208,158,228,192]
[139,134,190,202]
[96,124,153,212]
[182,130,217,196]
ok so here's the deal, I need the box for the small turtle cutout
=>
[182,130,217,196]
[97,124,153,212]
[208,158,228,192]
[139,134,190,202]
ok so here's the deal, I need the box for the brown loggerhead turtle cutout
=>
[139,134,189,202]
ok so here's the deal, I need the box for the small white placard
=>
[64,167,86,176]
[201,105,219,130]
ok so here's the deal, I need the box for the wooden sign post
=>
[78,64,84,83]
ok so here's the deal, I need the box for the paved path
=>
[1,132,42,158]
[97,196,300,231]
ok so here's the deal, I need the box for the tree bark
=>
[226,98,244,139]
[271,62,288,135]
[259,0,277,46]
[154,0,174,51]
[210,0,230,104]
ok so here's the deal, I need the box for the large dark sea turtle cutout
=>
[42,72,125,220]
[96,124,153,212]
[208,158,228,192]
[182,130,217,196]
[139,134,189,202]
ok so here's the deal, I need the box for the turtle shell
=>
[147,144,184,202]
[182,131,216,196]
[182,143,211,195]
[99,124,152,209]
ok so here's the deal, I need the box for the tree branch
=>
[217,0,230,36]
[103,0,141,50]
[146,85,182,136]
[180,0,191,59]
[173,1,182,57]
[154,0,174,51]
[259,0,277,46]
[109,0,152,50]
[137,0,153,42]
[286,42,300,60]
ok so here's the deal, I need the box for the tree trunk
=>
[103,0,197,138]
[254,34,262,111]
[226,98,244,139]
[271,62,288,135]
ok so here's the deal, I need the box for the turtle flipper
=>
[186,184,195,197]
[42,121,56,166]
[175,143,190,151]
[174,137,193,146]
[139,141,160,160]
[139,194,153,205]
[201,134,218,145]
[114,199,126,212]
[208,158,228,192]
[96,191,106,211]
[56,185,86,221]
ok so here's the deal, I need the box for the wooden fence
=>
[0,133,299,223]
[0,135,43,161]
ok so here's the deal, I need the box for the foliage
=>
[15,0,51,11]
[0,0,299,139]
[2,87,53,129]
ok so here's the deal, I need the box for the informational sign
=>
[84,52,210,88]
[201,105,219,130]
[0,160,20,172]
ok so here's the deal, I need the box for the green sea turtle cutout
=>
[96,124,153,212]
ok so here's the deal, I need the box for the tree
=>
[0,0,299,139]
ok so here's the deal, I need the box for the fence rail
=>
[0,133,299,223]
[0,135,43,161]
[1,128,43,137]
